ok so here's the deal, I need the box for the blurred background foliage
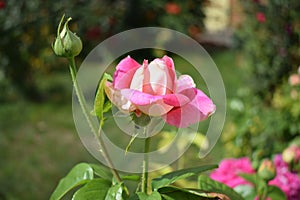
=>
[225,0,300,159]
[0,0,207,102]
[0,0,300,199]
[236,0,300,98]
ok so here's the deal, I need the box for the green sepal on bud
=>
[53,15,82,58]
[258,159,276,182]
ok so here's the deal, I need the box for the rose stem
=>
[141,127,151,194]
[68,57,123,184]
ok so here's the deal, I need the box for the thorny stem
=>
[68,57,123,185]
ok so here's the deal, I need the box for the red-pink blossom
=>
[210,157,255,188]
[85,26,101,41]
[0,1,5,9]
[165,2,181,15]
[256,12,266,23]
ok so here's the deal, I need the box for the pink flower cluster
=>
[210,157,255,188]
[269,155,300,200]
[210,156,300,200]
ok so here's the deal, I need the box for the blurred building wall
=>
[204,0,230,32]
[204,0,243,32]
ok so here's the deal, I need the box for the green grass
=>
[0,49,245,199]
[0,102,97,199]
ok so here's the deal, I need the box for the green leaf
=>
[267,185,287,200]
[94,73,113,122]
[158,186,215,200]
[161,192,211,200]
[50,163,94,200]
[198,175,244,200]
[240,173,267,196]
[128,194,139,200]
[105,183,123,200]
[152,165,218,190]
[238,173,257,185]
[137,191,162,200]
[72,178,111,200]
[89,163,112,181]
[234,185,256,200]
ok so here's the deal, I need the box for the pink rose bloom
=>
[269,155,300,200]
[210,157,255,188]
[104,55,215,128]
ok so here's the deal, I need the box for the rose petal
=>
[142,58,174,95]
[129,60,147,91]
[193,89,216,116]
[176,75,196,93]
[138,100,173,116]
[121,89,162,105]
[162,93,192,107]
[121,89,173,116]
[165,88,215,128]
[104,81,136,113]
[165,103,202,128]
[113,56,140,89]
[179,87,197,101]
[149,56,177,93]
[161,55,177,92]
[161,55,175,70]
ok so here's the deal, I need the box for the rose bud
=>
[53,15,82,58]
[282,145,300,165]
[258,159,276,181]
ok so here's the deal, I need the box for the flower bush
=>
[224,67,300,157]
[223,0,300,162]
[236,0,300,97]
[210,145,300,200]
[232,1,300,157]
